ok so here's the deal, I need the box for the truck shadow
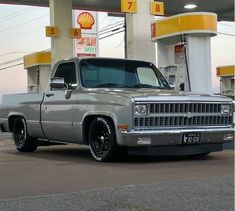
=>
[7,145,217,164]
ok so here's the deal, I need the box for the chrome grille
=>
[149,103,222,114]
[134,102,233,130]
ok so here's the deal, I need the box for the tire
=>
[88,117,120,162]
[12,117,38,152]
[196,152,210,156]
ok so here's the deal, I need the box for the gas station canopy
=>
[0,0,234,21]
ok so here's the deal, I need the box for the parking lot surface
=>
[0,133,234,210]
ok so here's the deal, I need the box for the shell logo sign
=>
[74,10,98,58]
[77,12,95,30]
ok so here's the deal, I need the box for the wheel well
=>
[83,115,115,145]
[8,115,22,132]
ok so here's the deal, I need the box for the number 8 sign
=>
[121,0,137,13]
[150,1,164,16]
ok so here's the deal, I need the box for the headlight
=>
[221,105,230,115]
[134,105,148,116]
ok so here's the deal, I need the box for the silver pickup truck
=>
[0,58,234,161]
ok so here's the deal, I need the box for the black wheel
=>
[88,117,120,162]
[13,117,38,152]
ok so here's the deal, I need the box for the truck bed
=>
[0,93,45,138]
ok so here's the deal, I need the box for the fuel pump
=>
[151,12,217,93]
[24,52,51,93]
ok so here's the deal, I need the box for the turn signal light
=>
[117,124,128,131]
[223,134,234,141]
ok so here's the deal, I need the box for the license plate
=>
[183,133,200,145]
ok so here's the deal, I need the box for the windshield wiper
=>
[93,83,164,89]
[95,83,118,88]
[133,84,157,88]
[94,83,131,88]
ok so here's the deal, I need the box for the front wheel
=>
[13,117,38,152]
[88,117,120,162]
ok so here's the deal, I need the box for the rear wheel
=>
[13,117,38,152]
[88,117,120,162]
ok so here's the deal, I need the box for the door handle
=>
[46,93,54,97]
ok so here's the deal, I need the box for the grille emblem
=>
[221,105,230,115]
[184,112,194,119]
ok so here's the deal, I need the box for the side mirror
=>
[179,83,185,91]
[50,77,65,89]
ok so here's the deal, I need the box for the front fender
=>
[82,111,125,146]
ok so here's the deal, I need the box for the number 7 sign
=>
[121,0,137,13]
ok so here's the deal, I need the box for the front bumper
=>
[128,144,223,156]
[121,127,234,147]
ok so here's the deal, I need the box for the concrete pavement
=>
[0,134,234,210]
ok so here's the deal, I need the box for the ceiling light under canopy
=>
[184,4,198,9]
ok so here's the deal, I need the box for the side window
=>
[137,67,160,87]
[54,62,77,89]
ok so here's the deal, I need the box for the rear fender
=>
[8,112,27,132]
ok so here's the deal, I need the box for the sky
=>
[0,4,234,102]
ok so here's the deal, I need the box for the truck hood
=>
[86,88,233,103]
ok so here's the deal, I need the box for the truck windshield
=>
[80,59,170,89]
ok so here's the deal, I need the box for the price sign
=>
[70,28,81,39]
[121,0,137,13]
[150,1,164,16]
[45,26,59,37]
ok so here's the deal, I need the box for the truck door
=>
[41,62,77,142]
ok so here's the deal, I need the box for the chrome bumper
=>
[121,127,234,147]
